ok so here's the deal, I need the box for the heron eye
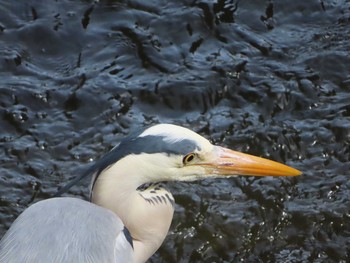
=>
[183,153,196,165]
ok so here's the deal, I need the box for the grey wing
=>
[0,197,134,263]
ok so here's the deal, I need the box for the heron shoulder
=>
[0,198,133,263]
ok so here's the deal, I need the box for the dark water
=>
[1,0,350,262]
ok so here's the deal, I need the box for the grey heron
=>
[0,124,301,263]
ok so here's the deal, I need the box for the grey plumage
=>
[0,198,133,263]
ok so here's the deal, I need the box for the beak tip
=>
[290,168,302,176]
[272,164,302,177]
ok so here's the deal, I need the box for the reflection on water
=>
[1,0,350,262]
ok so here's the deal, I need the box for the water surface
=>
[1,0,349,262]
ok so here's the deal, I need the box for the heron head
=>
[94,124,301,184]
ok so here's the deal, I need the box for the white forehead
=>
[139,124,212,150]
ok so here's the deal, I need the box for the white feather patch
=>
[139,124,211,147]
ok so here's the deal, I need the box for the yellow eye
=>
[183,153,196,165]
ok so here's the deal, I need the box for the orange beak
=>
[199,146,301,177]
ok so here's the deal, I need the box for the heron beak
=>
[201,146,301,177]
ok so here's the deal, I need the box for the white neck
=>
[91,154,175,263]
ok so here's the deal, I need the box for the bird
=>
[0,124,301,263]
